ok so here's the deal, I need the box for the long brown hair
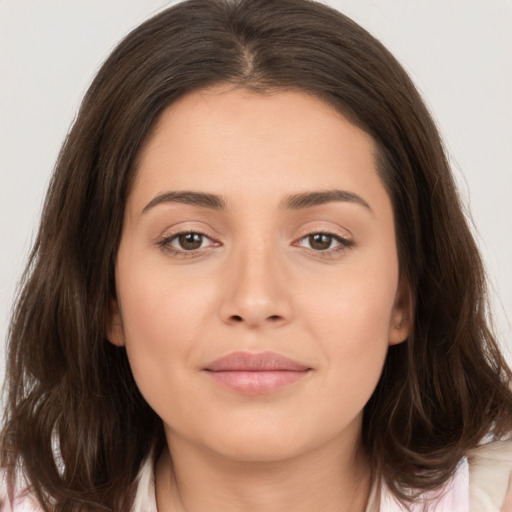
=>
[2,0,512,510]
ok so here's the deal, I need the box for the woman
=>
[1,0,511,510]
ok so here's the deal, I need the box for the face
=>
[109,87,409,462]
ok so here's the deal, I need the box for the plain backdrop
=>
[1,0,511,387]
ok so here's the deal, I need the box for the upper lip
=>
[204,351,311,372]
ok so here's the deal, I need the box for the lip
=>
[202,351,312,395]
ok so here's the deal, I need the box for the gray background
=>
[1,0,511,387]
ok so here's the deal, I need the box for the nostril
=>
[226,314,285,325]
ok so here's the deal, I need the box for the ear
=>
[107,298,125,347]
[388,278,412,346]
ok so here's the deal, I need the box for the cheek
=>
[300,258,398,334]
[115,261,217,407]
[298,262,398,391]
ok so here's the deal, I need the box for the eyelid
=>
[293,222,352,241]
[155,221,219,241]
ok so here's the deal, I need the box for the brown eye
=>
[308,233,334,251]
[294,232,353,255]
[177,232,204,250]
[158,231,218,255]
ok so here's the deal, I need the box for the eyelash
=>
[156,230,354,258]
[293,232,354,257]
[157,231,219,258]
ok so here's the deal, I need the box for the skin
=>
[108,86,410,512]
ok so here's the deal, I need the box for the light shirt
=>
[2,440,512,511]
[130,440,512,512]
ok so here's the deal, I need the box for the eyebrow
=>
[142,191,227,214]
[281,190,372,212]
[141,188,371,215]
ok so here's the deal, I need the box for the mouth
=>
[202,351,312,395]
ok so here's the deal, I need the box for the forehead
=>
[128,86,385,213]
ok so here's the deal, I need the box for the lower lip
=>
[204,370,310,395]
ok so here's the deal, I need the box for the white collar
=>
[373,457,469,512]
[131,455,469,512]
[131,454,158,512]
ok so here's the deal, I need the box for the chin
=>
[189,414,343,464]
[208,431,307,463]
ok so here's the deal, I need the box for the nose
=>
[218,244,293,329]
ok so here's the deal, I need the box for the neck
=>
[155,430,372,512]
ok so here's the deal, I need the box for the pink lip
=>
[203,351,312,395]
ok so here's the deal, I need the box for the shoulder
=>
[373,438,512,512]
[1,455,157,512]
[467,438,512,512]
[0,489,41,511]
[0,470,42,512]
[0,497,41,512]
